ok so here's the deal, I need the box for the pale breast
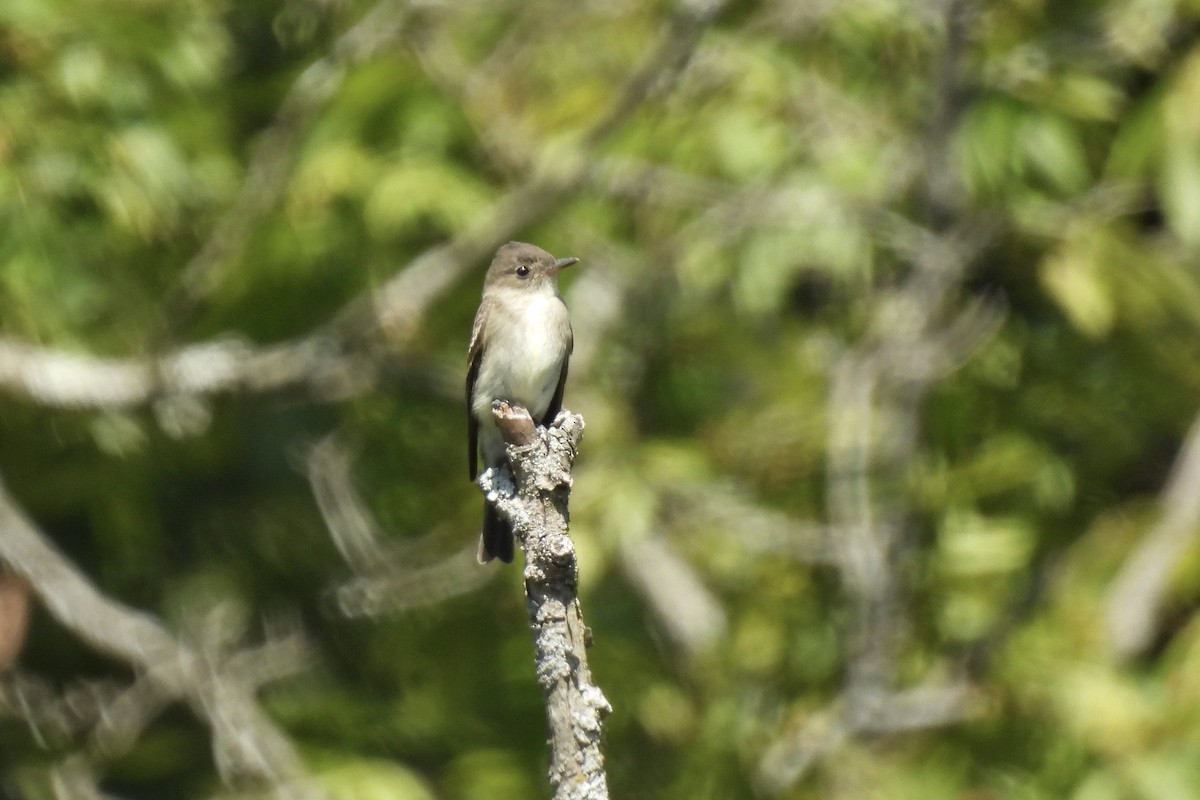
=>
[473,289,570,420]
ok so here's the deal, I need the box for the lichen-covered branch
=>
[477,402,610,800]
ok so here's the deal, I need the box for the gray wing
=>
[466,302,488,480]
[542,326,573,426]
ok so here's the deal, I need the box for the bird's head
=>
[484,241,578,292]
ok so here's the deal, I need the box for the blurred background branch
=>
[0,476,319,797]
[1106,411,1200,659]
[306,432,491,616]
[4,0,1200,797]
[167,0,422,325]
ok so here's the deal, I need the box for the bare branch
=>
[478,404,610,800]
[88,675,173,760]
[1106,411,1200,659]
[582,0,726,150]
[757,680,979,793]
[619,537,727,656]
[306,433,494,616]
[168,0,417,319]
[663,483,837,564]
[331,546,492,617]
[0,477,322,797]
[817,226,1000,761]
[51,756,125,800]
[0,335,371,411]
[307,434,396,574]
[0,0,730,415]
[1,673,126,749]
[851,681,978,735]
[760,4,1001,790]
[338,0,733,346]
[491,399,538,445]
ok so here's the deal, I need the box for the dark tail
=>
[477,501,514,563]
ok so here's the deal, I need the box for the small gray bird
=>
[467,242,578,563]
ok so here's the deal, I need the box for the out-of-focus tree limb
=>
[346,0,731,347]
[167,0,420,322]
[1,674,124,751]
[824,223,999,709]
[478,402,610,800]
[622,480,838,658]
[828,0,990,704]
[330,546,491,617]
[1106,412,1200,659]
[0,477,321,797]
[50,756,124,800]
[307,433,405,574]
[0,335,372,410]
[0,0,730,414]
[306,433,493,617]
[620,537,726,657]
[762,2,1001,789]
[757,680,979,794]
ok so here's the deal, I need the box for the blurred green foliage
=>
[3,0,1200,798]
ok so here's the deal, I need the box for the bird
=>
[467,241,578,563]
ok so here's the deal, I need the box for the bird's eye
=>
[516,264,530,277]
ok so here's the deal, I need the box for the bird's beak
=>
[549,256,579,274]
